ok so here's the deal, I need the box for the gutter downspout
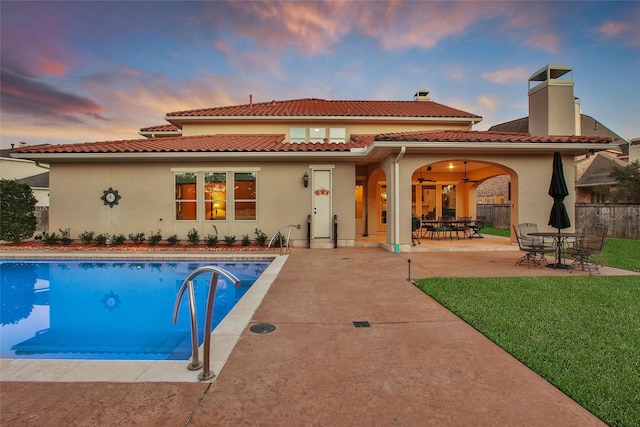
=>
[394,146,406,253]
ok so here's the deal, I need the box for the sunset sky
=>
[1,0,638,150]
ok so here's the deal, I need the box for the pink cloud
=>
[596,6,640,48]
[482,67,529,85]
[212,40,234,55]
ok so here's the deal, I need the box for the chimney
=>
[249,94,253,108]
[528,65,576,137]
[414,90,430,101]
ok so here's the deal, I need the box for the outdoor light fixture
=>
[303,172,309,188]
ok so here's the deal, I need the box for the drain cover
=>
[352,321,371,328]
[250,323,276,334]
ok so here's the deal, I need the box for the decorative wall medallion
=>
[314,187,330,196]
[101,187,121,207]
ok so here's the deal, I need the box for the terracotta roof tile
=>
[373,130,612,144]
[139,124,180,132]
[14,130,612,157]
[13,134,370,155]
[166,98,481,119]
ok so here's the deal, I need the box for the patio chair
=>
[430,216,453,240]
[451,216,472,239]
[518,223,555,264]
[513,225,547,268]
[468,216,485,238]
[411,215,421,245]
[567,224,608,274]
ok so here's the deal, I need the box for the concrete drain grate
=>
[352,321,371,328]
[250,323,276,334]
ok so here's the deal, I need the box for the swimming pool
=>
[0,259,270,361]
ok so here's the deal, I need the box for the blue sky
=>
[1,1,638,150]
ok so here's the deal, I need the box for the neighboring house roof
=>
[13,131,611,157]
[488,114,626,154]
[16,172,49,188]
[576,153,627,187]
[165,98,482,120]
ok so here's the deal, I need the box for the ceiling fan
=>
[417,166,435,183]
[460,161,479,183]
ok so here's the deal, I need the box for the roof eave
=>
[165,115,482,126]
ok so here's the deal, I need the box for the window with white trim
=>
[175,172,197,220]
[204,172,227,220]
[288,127,347,143]
[289,127,306,143]
[234,172,256,220]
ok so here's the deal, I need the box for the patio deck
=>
[3,244,635,426]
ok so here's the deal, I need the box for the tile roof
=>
[13,130,611,156]
[374,130,612,144]
[576,153,627,187]
[166,98,481,119]
[139,124,180,132]
[13,134,369,154]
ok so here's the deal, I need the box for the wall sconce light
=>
[303,172,309,188]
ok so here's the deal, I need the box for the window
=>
[289,127,348,143]
[175,172,197,220]
[309,127,326,143]
[330,128,346,143]
[174,169,258,221]
[204,172,227,220]
[289,127,306,143]
[234,172,256,220]
[355,180,364,219]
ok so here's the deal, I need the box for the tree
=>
[0,179,37,243]
[609,160,640,203]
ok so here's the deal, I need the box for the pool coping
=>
[0,253,288,383]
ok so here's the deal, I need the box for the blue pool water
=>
[0,259,270,360]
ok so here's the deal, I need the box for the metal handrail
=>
[172,266,241,381]
[267,224,300,255]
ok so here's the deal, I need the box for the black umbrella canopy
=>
[548,151,571,230]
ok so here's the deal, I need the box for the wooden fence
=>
[477,203,640,239]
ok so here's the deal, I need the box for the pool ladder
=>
[172,266,241,381]
[268,223,300,254]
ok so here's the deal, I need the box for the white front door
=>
[312,169,332,238]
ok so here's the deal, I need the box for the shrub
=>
[43,232,59,245]
[0,179,37,243]
[128,232,146,245]
[148,230,162,246]
[59,228,72,245]
[254,228,268,247]
[79,231,95,245]
[240,234,251,246]
[187,228,200,245]
[167,234,179,246]
[272,232,284,247]
[223,235,236,246]
[95,233,109,246]
[205,234,219,247]
[111,234,126,245]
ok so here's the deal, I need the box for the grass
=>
[416,253,640,425]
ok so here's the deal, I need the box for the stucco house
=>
[12,65,612,252]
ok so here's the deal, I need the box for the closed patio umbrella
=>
[548,151,571,232]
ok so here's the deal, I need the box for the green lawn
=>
[416,236,640,426]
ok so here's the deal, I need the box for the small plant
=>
[148,230,162,246]
[205,234,219,247]
[254,228,268,247]
[95,233,109,246]
[79,231,94,245]
[241,234,251,246]
[167,234,179,246]
[272,232,284,247]
[43,231,59,245]
[223,235,236,246]
[111,234,126,245]
[128,232,146,245]
[59,228,72,245]
[187,228,200,245]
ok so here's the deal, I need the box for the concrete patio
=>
[3,244,636,426]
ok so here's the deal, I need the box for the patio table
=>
[529,231,583,269]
